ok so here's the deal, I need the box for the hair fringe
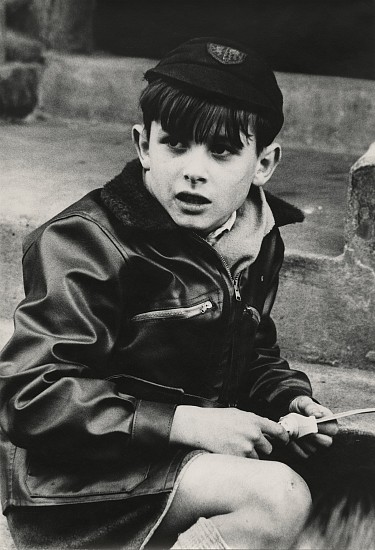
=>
[140,79,275,155]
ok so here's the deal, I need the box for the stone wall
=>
[0,0,43,117]
[30,0,95,52]
[6,0,95,53]
[273,145,375,368]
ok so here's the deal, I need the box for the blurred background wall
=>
[92,0,375,80]
[4,0,375,79]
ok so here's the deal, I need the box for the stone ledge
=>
[39,54,150,123]
[38,53,375,155]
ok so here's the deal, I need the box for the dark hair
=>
[140,78,277,156]
[293,468,375,550]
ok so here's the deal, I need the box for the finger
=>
[302,402,326,418]
[260,418,290,444]
[318,420,339,436]
[298,439,318,455]
[291,396,322,417]
[255,435,273,456]
[288,441,310,459]
[308,433,334,448]
[246,447,259,460]
[317,406,335,417]
[292,397,333,419]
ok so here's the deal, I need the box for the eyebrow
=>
[158,122,254,149]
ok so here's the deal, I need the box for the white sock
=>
[171,517,230,549]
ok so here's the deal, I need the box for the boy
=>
[0,37,337,549]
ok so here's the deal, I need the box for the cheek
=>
[218,154,256,180]
[150,150,177,179]
[218,168,252,198]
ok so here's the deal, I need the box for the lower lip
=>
[176,197,211,213]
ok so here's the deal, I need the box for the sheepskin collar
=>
[101,158,304,232]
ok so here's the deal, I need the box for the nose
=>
[183,145,208,185]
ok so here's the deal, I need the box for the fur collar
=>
[101,158,304,232]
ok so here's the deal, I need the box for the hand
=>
[288,396,339,459]
[170,405,289,459]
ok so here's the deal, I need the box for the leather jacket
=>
[0,159,312,510]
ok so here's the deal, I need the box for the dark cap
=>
[145,36,284,134]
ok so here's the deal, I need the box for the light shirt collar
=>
[205,211,237,246]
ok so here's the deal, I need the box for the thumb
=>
[291,396,324,418]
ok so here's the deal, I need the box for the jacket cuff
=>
[131,399,177,450]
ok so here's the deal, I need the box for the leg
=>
[155,453,311,549]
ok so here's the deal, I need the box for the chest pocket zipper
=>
[131,300,213,322]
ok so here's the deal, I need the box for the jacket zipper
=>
[189,232,243,406]
[198,237,242,302]
[233,273,241,301]
[207,247,243,405]
[131,300,213,322]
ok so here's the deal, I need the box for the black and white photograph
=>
[0,1,375,548]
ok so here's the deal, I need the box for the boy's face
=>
[133,121,280,235]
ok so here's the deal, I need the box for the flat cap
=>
[145,36,284,134]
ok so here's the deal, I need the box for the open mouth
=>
[176,192,211,205]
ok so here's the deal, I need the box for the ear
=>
[253,143,282,187]
[132,124,151,170]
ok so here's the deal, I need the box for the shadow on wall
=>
[93,0,375,80]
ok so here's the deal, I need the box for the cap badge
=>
[207,43,247,65]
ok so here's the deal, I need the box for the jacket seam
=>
[9,444,17,505]
[166,406,176,446]
[23,212,131,264]
[131,399,141,442]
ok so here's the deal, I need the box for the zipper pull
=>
[200,301,213,314]
[244,305,261,324]
[233,277,241,301]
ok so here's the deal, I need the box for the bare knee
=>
[212,461,311,548]
[248,461,311,537]
[224,459,311,521]
[158,455,310,548]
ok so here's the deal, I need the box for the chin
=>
[172,214,211,234]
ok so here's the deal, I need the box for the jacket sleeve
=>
[241,237,313,419]
[0,215,176,463]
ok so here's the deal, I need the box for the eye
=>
[210,142,237,158]
[212,144,227,155]
[162,135,187,151]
